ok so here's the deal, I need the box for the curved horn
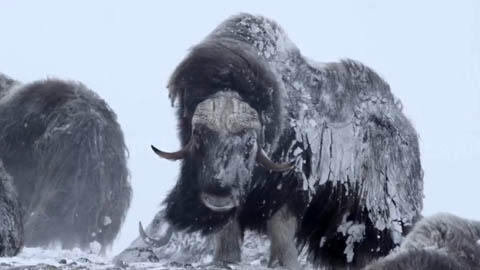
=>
[151,139,194,161]
[138,221,174,248]
[256,148,293,172]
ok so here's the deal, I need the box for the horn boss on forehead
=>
[192,92,261,133]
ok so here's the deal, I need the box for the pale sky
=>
[0,1,479,256]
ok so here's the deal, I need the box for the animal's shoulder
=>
[322,59,392,96]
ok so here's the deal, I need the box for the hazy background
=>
[0,1,479,256]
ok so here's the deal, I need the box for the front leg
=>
[267,205,301,270]
[213,218,243,264]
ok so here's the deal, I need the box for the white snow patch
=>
[0,83,22,105]
[305,57,327,69]
[337,214,366,263]
[202,254,213,264]
[390,221,404,245]
[319,236,327,248]
[250,259,262,265]
[0,247,106,268]
[293,147,303,156]
[89,241,102,254]
[103,216,112,226]
[276,183,282,190]
[375,219,386,231]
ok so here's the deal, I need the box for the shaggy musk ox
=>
[365,213,480,270]
[148,14,423,269]
[0,160,23,256]
[0,73,131,251]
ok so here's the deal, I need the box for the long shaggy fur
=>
[365,213,480,270]
[163,14,423,269]
[0,160,23,256]
[0,74,131,250]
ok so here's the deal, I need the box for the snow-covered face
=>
[194,124,258,212]
[152,92,292,212]
[190,93,261,212]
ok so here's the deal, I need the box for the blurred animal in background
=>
[365,213,480,270]
[0,160,23,257]
[0,73,131,252]
[145,13,423,269]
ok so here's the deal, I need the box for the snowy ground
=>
[0,248,263,270]
[0,250,291,270]
[0,232,310,270]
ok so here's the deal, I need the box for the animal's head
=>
[153,92,291,213]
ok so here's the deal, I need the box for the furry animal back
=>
[0,73,131,251]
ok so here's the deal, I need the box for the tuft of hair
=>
[0,78,131,250]
[0,160,23,256]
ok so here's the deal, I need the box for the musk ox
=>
[0,160,23,256]
[147,14,423,269]
[365,213,480,270]
[0,73,131,251]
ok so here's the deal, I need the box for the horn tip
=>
[150,144,186,161]
[151,145,159,152]
[139,221,146,237]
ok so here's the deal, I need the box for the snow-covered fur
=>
[0,160,23,256]
[0,73,17,99]
[365,213,480,270]
[0,74,131,251]
[162,14,423,269]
